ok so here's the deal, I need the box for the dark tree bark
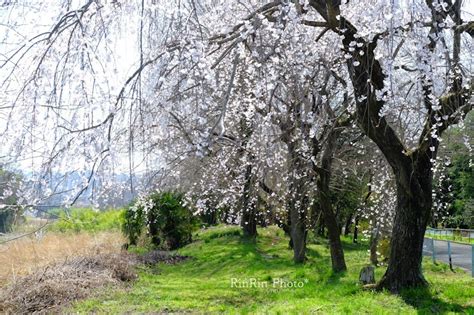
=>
[310,200,322,234]
[377,163,432,291]
[287,139,309,263]
[237,116,258,238]
[352,215,359,243]
[343,213,353,236]
[289,195,307,263]
[240,163,257,238]
[320,201,346,272]
[315,128,347,272]
[276,100,312,263]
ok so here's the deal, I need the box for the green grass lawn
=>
[72,225,474,314]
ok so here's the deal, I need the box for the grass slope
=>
[425,233,474,245]
[73,226,474,314]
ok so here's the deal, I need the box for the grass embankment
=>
[48,208,125,233]
[426,233,474,245]
[73,226,474,314]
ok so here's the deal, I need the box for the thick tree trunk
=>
[241,163,257,238]
[278,106,310,263]
[317,177,347,272]
[237,116,258,238]
[323,209,347,272]
[378,167,432,292]
[241,209,257,237]
[287,163,308,263]
[315,130,347,272]
[343,213,353,236]
[286,140,308,263]
[289,197,307,263]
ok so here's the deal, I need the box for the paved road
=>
[423,237,472,273]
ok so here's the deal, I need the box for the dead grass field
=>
[0,231,125,286]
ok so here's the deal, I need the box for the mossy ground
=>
[73,225,474,314]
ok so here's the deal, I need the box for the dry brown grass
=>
[0,231,125,287]
[0,230,189,313]
[0,253,138,313]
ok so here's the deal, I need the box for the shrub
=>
[0,206,20,233]
[123,191,195,250]
[121,202,145,246]
[49,208,124,233]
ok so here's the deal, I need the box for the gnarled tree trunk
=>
[378,164,432,292]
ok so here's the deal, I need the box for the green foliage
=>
[329,170,370,231]
[0,167,23,233]
[44,208,66,219]
[122,191,195,250]
[434,113,474,228]
[49,208,124,233]
[121,202,145,246]
[0,207,19,233]
[73,225,474,314]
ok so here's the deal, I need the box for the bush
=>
[123,191,195,250]
[121,202,145,246]
[49,208,124,233]
[0,206,20,233]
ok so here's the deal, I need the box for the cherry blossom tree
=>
[1,0,473,293]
